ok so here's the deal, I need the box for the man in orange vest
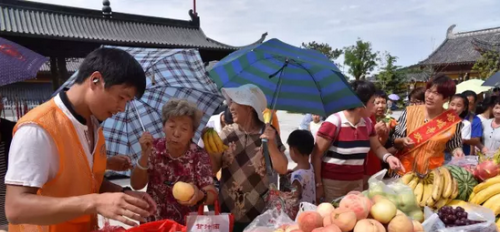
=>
[4,48,156,232]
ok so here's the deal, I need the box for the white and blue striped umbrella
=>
[55,47,224,175]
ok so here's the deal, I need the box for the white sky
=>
[31,0,500,71]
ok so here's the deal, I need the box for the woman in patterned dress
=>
[130,99,217,225]
[208,84,289,232]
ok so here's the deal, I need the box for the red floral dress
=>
[146,139,214,225]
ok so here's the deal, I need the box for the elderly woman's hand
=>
[260,124,276,142]
[139,132,154,154]
[177,183,204,207]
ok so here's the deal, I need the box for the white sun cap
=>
[221,84,268,123]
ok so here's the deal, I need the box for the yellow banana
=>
[206,131,218,154]
[469,191,476,201]
[432,168,443,201]
[469,183,500,205]
[435,197,449,209]
[440,167,453,198]
[263,109,273,124]
[426,193,436,207]
[401,172,415,185]
[408,176,419,190]
[210,130,225,153]
[414,180,424,203]
[450,178,459,200]
[421,181,434,207]
[473,175,500,194]
[202,130,214,154]
[447,199,468,207]
[482,193,500,215]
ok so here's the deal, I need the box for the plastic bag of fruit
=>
[422,204,497,232]
[294,202,318,223]
[243,208,296,232]
[447,156,478,174]
[367,169,423,221]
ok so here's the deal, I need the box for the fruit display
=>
[202,127,228,154]
[273,191,424,232]
[469,175,500,216]
[401,167,458,209]
[437,206,485,227]
[445,165,478,201]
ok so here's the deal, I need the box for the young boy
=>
[287,130,316,204]
[308,114,323,141]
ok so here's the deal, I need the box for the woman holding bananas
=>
[130,99,217,225]
[209,84,288,232]
[392,75,465,176]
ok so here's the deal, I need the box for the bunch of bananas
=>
[469,175,500,216]
[202,128,228,154]
[402,167,458,209]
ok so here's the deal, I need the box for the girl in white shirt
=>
[447,94,473,162]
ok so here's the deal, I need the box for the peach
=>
[297,212,323,232]
[323,213,332,227]
[339,194,369,220]
[354,219,386,232]
[330,208,357,232]
[323,224,342,232]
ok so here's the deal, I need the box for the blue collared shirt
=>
[464,113,483,155]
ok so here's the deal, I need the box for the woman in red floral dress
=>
[130,99,217,225]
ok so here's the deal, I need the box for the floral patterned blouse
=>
[146,139,213,225]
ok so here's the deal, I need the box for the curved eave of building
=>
[205,32,268,50]
[0,30,240,51]
[418,61,475,66]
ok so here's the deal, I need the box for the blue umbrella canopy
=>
[208,38,362,116]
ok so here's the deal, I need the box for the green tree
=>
[472,50,500,79]
[376,52,405,94]
[301,41,343,61]
[343,39,379,80]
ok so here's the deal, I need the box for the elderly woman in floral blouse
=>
[130,99,217,225]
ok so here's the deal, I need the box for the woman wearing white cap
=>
[209,84,288,232]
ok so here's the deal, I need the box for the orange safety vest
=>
[397,105,459,176]
[8,99,107,232]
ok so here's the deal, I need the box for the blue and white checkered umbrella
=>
[55,47,224,174]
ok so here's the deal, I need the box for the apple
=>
[409,210,424,223]
[370,199,397,224]
[368,184,385,198]
[371,195,387,203]
[397,193,418,213]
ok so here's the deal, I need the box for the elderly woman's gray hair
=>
[161,99,202,131]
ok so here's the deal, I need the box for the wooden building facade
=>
[0,0,266,90]
[417,24,500,81]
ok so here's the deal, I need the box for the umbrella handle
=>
[262,140,274,176]
[130,101,146,132]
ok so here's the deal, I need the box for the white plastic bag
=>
[367,169,423,220]
[294,202,317,223]
[243,208,295,232]
[422,205,498,232]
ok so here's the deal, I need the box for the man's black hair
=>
[287,130,314,156]
[374,90,388,100]
[74,48,146,98]
[462,90,478,103]
[349,80,376,110]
